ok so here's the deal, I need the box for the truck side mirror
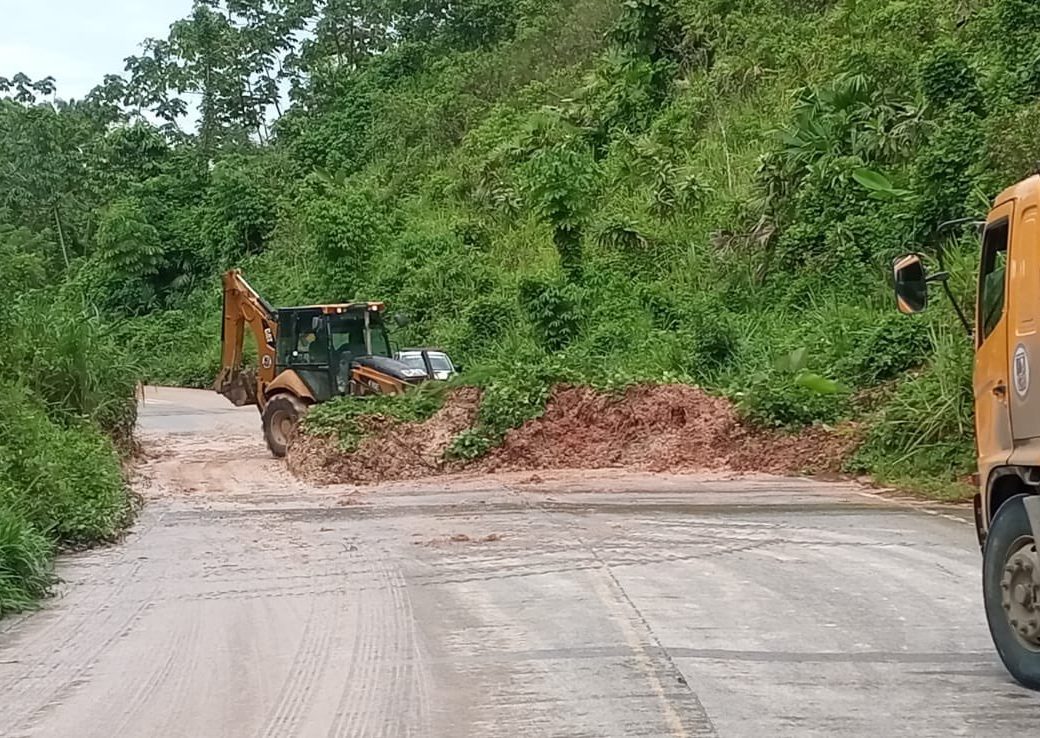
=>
[393,312,411,328]
[893,254,929,314]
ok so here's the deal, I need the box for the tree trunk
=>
[53,205,70,269]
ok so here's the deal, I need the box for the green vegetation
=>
[305,383,449,451]
[0,231,136,614]
[9,0,1040,604]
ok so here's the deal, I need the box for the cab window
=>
[291,315,328,365]
[329,317,367,357]
[978,219,1010,345]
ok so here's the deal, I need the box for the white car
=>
[394,349,458,381]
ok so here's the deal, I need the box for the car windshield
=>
[399,352,453,373]
[398,353,426,370]
[428,354,453,372]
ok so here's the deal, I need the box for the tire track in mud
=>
[326,591,372,738]
[6,593,155,736]
[330,551,390,738]
[530,503,720,738]
[103,608,199,738]
[0,558,144,690]
[154,609,210,737]
[259,598,338,738]
[326,545,427,738]
[382,562,430,738]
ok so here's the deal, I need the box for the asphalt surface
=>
[0,387,1033,737]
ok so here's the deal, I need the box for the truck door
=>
[975,205,1014,485]
[1007,200,1040,441]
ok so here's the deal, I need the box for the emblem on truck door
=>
[1014,344,1030,398]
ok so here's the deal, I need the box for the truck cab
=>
[275,304,426,402]
[895,174,1040,688]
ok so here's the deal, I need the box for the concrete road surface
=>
[0,387,1033,737]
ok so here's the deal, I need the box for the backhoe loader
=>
[214,269,430,457]
[895,174,1040,689]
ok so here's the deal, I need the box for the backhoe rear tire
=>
[262,394,308,458]
[983,493,1040,690]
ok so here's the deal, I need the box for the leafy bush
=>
[0,384,129,544]
[919,43,985,115]
[837,313,931,385]
[301,186,393,297]
[0,232,135,613]
[117,299,222,389]
[738,349,850,429]
[851,327,975,488]
[0,226,46,297]
[448,370,552,459]
[82,198,164,314]
[518,277,582,351]
[3,293,138,441]
[0,381,129,614]
[201,154,285,265]
[303,384,448,451]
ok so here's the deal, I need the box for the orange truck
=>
[895,175,1040,688]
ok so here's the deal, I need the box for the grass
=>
[0,504,54,616]
[0,293,136,616]
[303,382,451,451]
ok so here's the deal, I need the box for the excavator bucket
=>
[215,368,259,407]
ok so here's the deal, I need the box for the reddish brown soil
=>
[287,387,482,484]
[288,383,860,486]
[481,385,859,476]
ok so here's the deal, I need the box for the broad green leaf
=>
[852,167,894,192]
[795,372,847,395]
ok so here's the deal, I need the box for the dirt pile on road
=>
[289,383,859,486]
[287,387,481,484]
[481,385,858,476]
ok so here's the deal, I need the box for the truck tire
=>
[983,493,1040,689]
[262,394,308,458]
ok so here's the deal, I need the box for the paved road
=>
[0,388,1033,737]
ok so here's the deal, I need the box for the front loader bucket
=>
[215,368,259,407]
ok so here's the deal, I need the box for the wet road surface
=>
[0,387,1032,737]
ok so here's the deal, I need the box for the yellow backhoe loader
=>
[214,269,431,457]
[895,174,1040,689]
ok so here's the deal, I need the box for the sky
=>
[0,1,194,100]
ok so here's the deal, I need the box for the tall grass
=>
[0,504,54,616]
[851,325,976,498]
[0,291,136,614]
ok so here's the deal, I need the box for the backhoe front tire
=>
[262,394,308,458]
[983,493,1040,690]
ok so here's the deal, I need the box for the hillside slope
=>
[179,0,996,491]
[9,0,1039,527]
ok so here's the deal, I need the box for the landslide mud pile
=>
[288,384,859,485]
[482,385,857,475]
[287,387,481,484]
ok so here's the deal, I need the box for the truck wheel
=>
[984,493,1040,689]
[262,394,308,458]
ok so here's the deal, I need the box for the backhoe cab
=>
[215,270,428,457]
[893,175,1040,689]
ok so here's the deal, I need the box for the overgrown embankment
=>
[0,230,136,615]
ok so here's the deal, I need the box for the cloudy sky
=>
[1,1,193,99]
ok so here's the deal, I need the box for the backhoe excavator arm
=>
[215,269,279,408]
